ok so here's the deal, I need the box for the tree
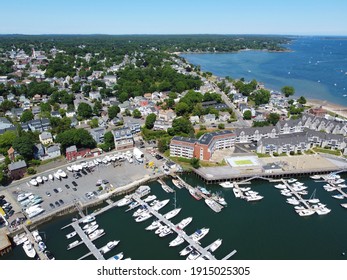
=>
[40,102,51,113]
[190,157,200,169]
[0,130,17,152]
[145,113,157,129]
[89,118,99,128]
[0,100,15,112]
[243,110,252,120]
[132,109,142,119]
[281,86,295,97]
[56,128,96,152]
[93,100,102,116]
[175,102,189,116]
[99,131,115,152]
[297,96,307,104]
[169,117,194,136]
[108,105,120,120]
[77,102,93,119]
[252,89,271,106]
[12,133,35,160]
[218,123,225,129]
[266,113,281,126]
[157,138,169,153]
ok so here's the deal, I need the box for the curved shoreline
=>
[306,98,347,118]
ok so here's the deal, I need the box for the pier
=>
[281,179,312,210]
[222,250,238,260]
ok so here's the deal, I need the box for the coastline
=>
[306,98,347,119]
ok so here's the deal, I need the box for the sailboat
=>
[307,189,320,204]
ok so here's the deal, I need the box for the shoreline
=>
[306,98,347,119]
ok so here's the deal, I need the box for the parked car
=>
[55,201,60,207]
[45,191,51,197]
[65,184,70,189]
[49,203,55,209]
[53,189,59,193]
[59,199,64,205]
[72,181,78,187]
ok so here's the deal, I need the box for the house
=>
[39,132,53,145]
[125,122,141,134]
[10,108,24,119]
[202,114,216,123]
[0,117,15,133]
[89,91,101,100]
[90,127,106,144]
[153,120,172,131]
[103,75,117,86]
[65,145,91,161]
[50,111,61,118]
[189,116,200,124]
[23,118,51,132]
[31,106,41,116]
[158,109,176,122]
[34,143,45,160]
[263,163,283,173]
[7,147,16,162]
[201,101,229,111]
[110,117,123,126]
[8,160,27,180]
[113,127,134,151]
[66,111,76,118]
[45,144,61,159]
[309,106,327,117]
[219,111,231,122]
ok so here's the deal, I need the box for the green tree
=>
[0,100,15,112]
[281,86,295,97]
[169,117,194,136]
[190,157,200,169]
[93,100,102,116]
[108,105,120,120]
[243,110,252,120]
[157,138,169,153]
[77,102,93,119]
[297,96,307,104]
[56,128,96,152]
[252,89,271,106]
[40,102,51,113]
[218,123,225,129]
[0,130,17,152]
[132,109,142,119]
[145,113,157,129]
[12,133,35,160]
[89,118,99,128]
[175,102,189,116]
[266,113,280,126]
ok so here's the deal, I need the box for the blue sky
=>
[1,0,346,35]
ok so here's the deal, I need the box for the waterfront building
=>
[65,145,91,161]
[170,137,196,159]
[113,127,134,151]
[8,160,27,180]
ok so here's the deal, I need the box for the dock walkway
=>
[281,179,312,210]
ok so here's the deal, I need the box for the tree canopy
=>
[281,86,295,97]
[55,128,96,152]
[145,113,157,129]
[77,102,93,119]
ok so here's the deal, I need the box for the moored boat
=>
[189,188,202,200]
[22,240,36,258]
[179,245,194,256]
[84,224,99,235]
[205,198,222,212]
[143,195,157,203]
[152,199,170,211]
[66,231,77,239]
[172,179,184,189]
[207,239,222,253]
[89,229,104,240]
[81,215,95,224]
[341,203,347,209]
[146,220,162,231]
[169,235,185,247]
[219,181,234,188]
[108,252,124,260]
[190,228,209,242]
[100,240,120,254]
[176,217,193,230]
[135,212,152,222]
[67,240,80,250]
[163,208,181,220]
[82,221,97,230]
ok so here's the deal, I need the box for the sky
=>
[1,0,346,35]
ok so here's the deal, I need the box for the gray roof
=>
[198,130,234,146]
[8,160,27,171]
[260,134,308,147]
[47,145,60,153]
[171,136,197,144]
[66,145,77,153]
[40,131,52,140]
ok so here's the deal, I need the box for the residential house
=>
[66,111,76,118]
[50,111,61,118]
[65,145,91,161]
[262,163,283,173]
[8,160,27,180]
[234,127,277,143]
[10,108,24,119]
[125,122,141,134]
[31,106,41,116]
[103,75,117,86]
[0,117,15,134]
[256,135,310,155]
[189,116,200,124]
[34,143,45,160]
[153,120,172,131]
[201,101,229,111]
[219,111,231,122]
[158,109,176,122]
[45,144,61,159]
[113,127,134,151]
[309,106,327,117]
[89,91,101,100]
[202,113,216,123]
[39,131,53,145]
[23,118,51,132]
[90,127,106,144]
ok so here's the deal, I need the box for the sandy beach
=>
[307,99,347,119]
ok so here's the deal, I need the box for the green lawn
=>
[313,147,341,156]
[234,159,253,165]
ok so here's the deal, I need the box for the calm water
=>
[3,174,347,260]
[182,37,347,106]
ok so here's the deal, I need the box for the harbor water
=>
[3,173,347,260]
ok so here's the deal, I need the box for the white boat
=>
[287,178,297,183]
[67,166,73,172]
[13,233,28,245]
[245,194,264,202]
[294,206,305,210]
[143,195,157,203]
[190,228,209,242]
[340,203,347,209]
[135,185,151,198]
[48,174,54,181]
[297,209,316,216]
[22,240,36,258]
[32,230,42,242]
[169,235,185,247]
[84,224,99,235]
[187,250,201,260]
[108,252,124,260]
[117,196,133,207]
[57,169,67,178]
[82,221,97,230]
[205,198,222,212]
[315,207,331,215]
[172,179,184,189]
[145,220,162,231]
[219,181,234,188]
[332,178,345,184]
[66,231,77,239]
[89,229,104,240]
[280,190,292,197]
[286,197,300,205]
[232,188,242,198]
[81,215,95,224]
[179,245,194,256]
[36,176,43,184]
[29,179,38,186]
[133,205,148,217]
[323,184,336,192]
[163,208,181,220]
[26,206,45,218]
[135,212,152,222]
[17,192,33,202]
[42,176,48,181]
[159,227,173,237]
[207,239,222,253]
[175,217,193,230]
[274,184,287,190]
[332,194,344,199]
[152,199,170,211]
[310,175,321,180]
[292,182,304,187]
[155,225,168,235]
[338,184,347,189]
[67,240,80,250]
[54,172,61,180]
[100,240,120,254]
[239,187,251,192]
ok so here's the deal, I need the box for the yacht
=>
[169,235,185,247]
[23,240,36,258]
[189,188,202,200]
[82,221,97,230]
[190,228,209,242]
[133,205,148,217]
[26,205,45,218]
[219,181,234,188]
[145,220,162,231]
[175,217,193,230]
[32,230,42,242]
[48,174,54,181]
[332,194,344,200]
[310,175,321,180]
[100,240,120,254]
[155,225,168,235]
[17,192,33,202]
[205,198,222,212]
[116,196,133,207]
[287,178,297,184]
[67,240,80,250]
[323,184,336,192]
[36,176,43,184]
[13,233,28,246]
[152,199,170,211]
[29,179,38,186]
[135,185,151,198]
[66,231,77,239]
[89,229,104,240]
[42,176,48,181]
[84,224,99,235]
[187,250,201,260]
[81,215,95,224]
[232,188,242,198]
[274,184,287,190]
[207,239,222,253]
[297,209,316,216]
[172,179,184,189]
[108,252,124,260]
[179,245,194,256]
[163,208,181,220]
[143,195,157,203]
[135,212,152,222]
[286,197,300,205]
[159,227,173,237]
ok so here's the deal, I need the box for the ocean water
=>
[181,37,347,106]
[3,174,347,260]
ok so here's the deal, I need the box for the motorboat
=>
[135,212,152,222]
[211,192,227,206]
[163,208,181,220]
[310,175,321,180]
[207,239,222,253]
[84,224,99,235]
[13,233,28,246]
[54,172,61,180]
[29,179,38,186]
[22,240,36,258]
[81,215,95,224]
[292,186,308,192]
[280,190,292,197]
[126,201,140,212]
[82,221,97,230]
[89,229,104,240]
[292,182,304,187]
[42,176,48,181]
[187,250,201,260]
[159,227,173,237]
[274,184,287,190]
[245,195,263,202]
[155,225,168,235]
[152,199,170,211]
[219,181,234,188]
[145,220,162,231]
[172,179,184,189]
[17,192,33,202]
[190,228,209,242]
[133,205,148,217]
[315,207,331,215]
[196,186,211,196]
[338,184,347,189]
[323,184,336,192]
[38,241,46,251]
[287,178,297,184]
[44,250,55,260]
[332,194,344,200]
[67,240,80,250]
[239,187,251,192]
[135,185,151,198]
[26,205,45,218]
[116,196,133,207]
[205,198,222,212]
[66,231,77,239]
[286,197,300,205]
[232,188,242,198]
[169,235,185,247]
[36,176,43,184]
[340,203,347,209]
[179,245,194,256]
[100,240,120,254]
[143,195,157,203]
[294,205,305,210]
[297,209,316,216]
[189,188,202,200]
[57,169,67,178]
[108,252,124,260]
[176,217,193,230]
[48,174,54,181]
[32,230,42,242]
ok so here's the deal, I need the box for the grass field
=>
[234,159,254,165]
